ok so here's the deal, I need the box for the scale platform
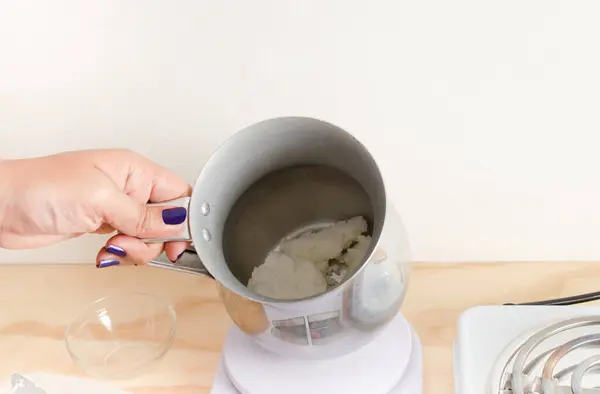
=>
[211,312,422,394]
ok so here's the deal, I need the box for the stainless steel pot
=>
[146,117,411,359]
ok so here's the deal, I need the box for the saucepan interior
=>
[223,164,374,285]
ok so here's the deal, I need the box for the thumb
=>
[100,191,188,240]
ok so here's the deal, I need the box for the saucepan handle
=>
[146,247,213,278]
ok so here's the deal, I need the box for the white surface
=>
[0,372,132,394]
[453,305,600,394]
[212,315,422,394]
[2,1,600,263]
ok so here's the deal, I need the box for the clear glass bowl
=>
[65,293,177,380]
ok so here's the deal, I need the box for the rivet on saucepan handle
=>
[200,202,210,216]
[202,228,212,242]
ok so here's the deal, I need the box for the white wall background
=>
[1,0,600,263]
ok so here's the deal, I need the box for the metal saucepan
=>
[145,117,411,359]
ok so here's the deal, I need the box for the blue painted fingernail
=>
[98,259,120,268]
[170,251,185,264]
[105,244,126,257]
[162,207,187,225]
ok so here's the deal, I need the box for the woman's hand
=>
[0,149,191,267]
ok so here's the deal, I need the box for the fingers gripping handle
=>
[141,196,192,243]
[140,196,213,278]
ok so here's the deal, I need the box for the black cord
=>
[504,290,600,306]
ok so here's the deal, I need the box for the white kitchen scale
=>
[210,312,422,394]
